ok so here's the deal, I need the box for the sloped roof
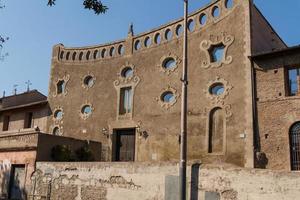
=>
[0,90,47,111]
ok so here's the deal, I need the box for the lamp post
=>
[179,0,188,200]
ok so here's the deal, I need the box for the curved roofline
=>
[59,0,221,50]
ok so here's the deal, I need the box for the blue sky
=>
[0,0,300,96]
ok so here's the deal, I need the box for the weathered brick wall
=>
[28,162,300,200]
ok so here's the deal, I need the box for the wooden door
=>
[115,129,135,161]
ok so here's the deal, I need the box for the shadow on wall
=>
[255,152,269,169]
[0,164,27,200]
[0,167,10,199]
[190,163,201,200]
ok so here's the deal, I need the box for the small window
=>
[3,115,10,131]
[110,47,115,57]
[163,58,176,70]
[101,49,107,58]
[60,51,64,60]
[53,127,60,135]
[199,13,207,25]
[209,44,225,63]
[72,52,77,60]
[225,0,233,9]
[176,24,183,36]
[134,40,141,50]
[81,105,92,115]
[287,68,300,96]
[154,33,161,44]
[188,19,195,32]
[66,52,70,60]
[24,112,33,129]
[161,91,175,103]
[93,50,99,59]
[79,52,83,60]
[54,110,63,120]
[210,83,225,95]
[83,75,95,87]
[212,6,220,18]
[118,45,125,55]
[119,87,133,115]
[121,67,133,78]
[86,51,90,60]
[165,29,173,40]
[57,80,66,94]
[144,37,152,47]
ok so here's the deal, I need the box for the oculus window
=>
[161,91,175,103]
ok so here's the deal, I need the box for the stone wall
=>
[28,162,300,200]
[47,0,255,167]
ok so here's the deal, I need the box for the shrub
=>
[51,145,73,161]
[75,145,95,161]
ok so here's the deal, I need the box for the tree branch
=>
[47,0,108,14]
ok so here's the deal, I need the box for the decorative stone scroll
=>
[81,72,96,90]
[114,62,140,120]
[114,62,140,87]
[200,32,234,69]
[157,52,182,75]
[79,102,94,120]
[201,100,233,122]
[204,76,233,103]
[53,73,70,97]
[155,85,180,110]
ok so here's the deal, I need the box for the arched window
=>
[208,107,224,153]
[290,122,300,170]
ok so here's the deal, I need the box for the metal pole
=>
[179,0,188,200]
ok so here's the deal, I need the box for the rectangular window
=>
[3,115,10,131]
[287,67,300,96]
[24,112,33,129]
[119,87,132,115]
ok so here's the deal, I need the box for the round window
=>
[121,67,133,78]
[53,127,60,135]
[161,91,175,103]
[188,19,195,32]
[54,110,63,120]
[135,40,141,50]
[165,29,173,40]
[212,6,220,18]
[163,58,176,70]
[154,33,161,44]
[81,105,92,115]
[199,13,207,25]
[210,83,225,95]
[225,0,233,9]
[144,36,152,47]
[118,45,125,55]
[176,24,183,36]
[84,76,95,87]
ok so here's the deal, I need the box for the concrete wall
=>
[28,162,300,200]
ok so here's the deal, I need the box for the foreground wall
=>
[29,162,300,200]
